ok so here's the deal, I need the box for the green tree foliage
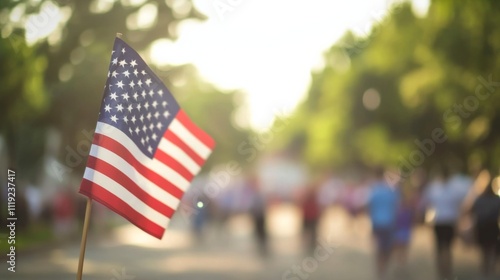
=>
[0,28,48,175]
[282,0,500,173]
[1,0,250,179]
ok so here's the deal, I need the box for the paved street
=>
[1,206,495,280]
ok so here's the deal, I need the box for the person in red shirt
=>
[53,188,76,238]
[301,182,321,253]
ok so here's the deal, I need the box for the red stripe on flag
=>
[164,129,205,166]
[80,179,165,239]
[176,110,216,149]
[86,156,175,218]
[154,149,194,182]
[93,133,184,199]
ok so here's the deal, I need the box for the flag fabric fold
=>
[79,37,215,239]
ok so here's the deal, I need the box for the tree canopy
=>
[0,0,250,180]
[277,0,500,175]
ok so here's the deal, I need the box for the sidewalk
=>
[102,205,491,280]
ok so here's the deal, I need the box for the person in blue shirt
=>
[368,167,400,280]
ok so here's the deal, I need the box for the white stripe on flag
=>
[95,122,191,191]
[83,167,169,227]
[89,144,181,210]
[169,119,212,159]
[157,139,201,175]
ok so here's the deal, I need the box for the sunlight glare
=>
[157,0,425,130]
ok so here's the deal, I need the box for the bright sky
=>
[8,0,429,131]
[150,0,430,130]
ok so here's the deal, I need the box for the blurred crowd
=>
[5,152,500,279]
[182,153,500,280]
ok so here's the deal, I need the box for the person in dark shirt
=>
[471,180,500,277]
[246,175,268,257]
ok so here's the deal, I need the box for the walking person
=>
[470,177,500,278]
[421,167,468,280]
[245,175,269,257]
[368,168,400,280]
[301,182,321,254]
[393,186,418,277]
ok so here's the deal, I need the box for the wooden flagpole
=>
[76,197,92,280]
[76,32,121,280]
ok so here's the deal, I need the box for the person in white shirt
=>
[420,168,469,280]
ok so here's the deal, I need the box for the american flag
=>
[79,37,215,239]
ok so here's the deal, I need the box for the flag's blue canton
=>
[98,38,180,158]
